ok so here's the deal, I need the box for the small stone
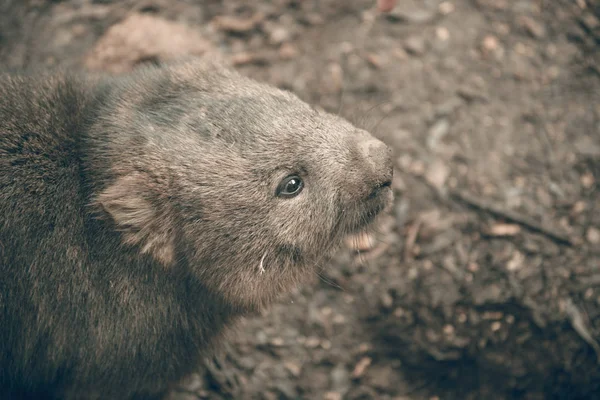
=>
[482,311,503,320]
[410,160,425,175]
[427,119,450,150]
[572,201,587,215]
[581,172,595,189]
[270,337,285,347]
[333,314,346,324]
[425,159,450,190]
[279,42,298,60]
[300,13,324,26]
[358,343,372,353]
[387,8,436,24]
[439,1,455,14]
[582,14,600,30]
[586,227,600,244]
[506,251,524,271]
[518,16,546,39]
[380,291,394,309]
[85,14,215,74]
[436,26,450,41]
[71,23,87,37]
[269,26,290,45]
[352,357,372,378]
[468,262,479,272]
[324,392,342,400]
[574,135,600,157]
[489,223,521,236]
[212,12,264,33]
[392,47,408,59]
[443,324,455,335]
[490,321,502,332]
[284,362,302,377]
[495,22,511,36]
[305,336,321,348]
[481,34,499,51]
[340,41,354,54]
[230,51,269,66]
[325,62,344,93]
[366,53,383,68]
[256,331,268,345]
[404,35,426,55]
[330,364,350,393]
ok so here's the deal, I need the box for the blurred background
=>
[1,0,599,399]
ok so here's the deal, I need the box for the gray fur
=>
[0,60,393,399]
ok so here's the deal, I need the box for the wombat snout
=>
[358,136,394,199]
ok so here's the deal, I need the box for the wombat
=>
[0,60,393,400]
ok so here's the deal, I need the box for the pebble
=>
[230,51,270,66]
[278,42,298,60]
[366,53,384,68]
[387,8,436,24]
[488,223,521,236]
[481,34,500,52]
[436,26,450,41]
[284,362,302,377]
[352,357,372,378]
[268,26,290,45]
[586,227,600,245]
[305,336,321,348]
[427,119,450,150]
[324,392,342,400]
[439,1,455,15]
[425,159,450,190]
[330,364,350,393]
[404,35,426,55]
[518,16,546,38]
[380,291,394,309]
[84,14,215,74]
[580,172,595,189]
[212,12,264,33]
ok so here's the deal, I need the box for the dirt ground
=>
[1,0,599,399]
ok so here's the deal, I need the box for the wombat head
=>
[92,60,393,310]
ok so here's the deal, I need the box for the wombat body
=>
[0,60,393,399]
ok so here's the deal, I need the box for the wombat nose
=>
[360,138,393,198]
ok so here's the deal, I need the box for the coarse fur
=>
[0,60,393,399]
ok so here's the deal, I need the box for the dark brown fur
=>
[0,60,393,399]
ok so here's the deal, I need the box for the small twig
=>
[450,189,576,246]
[403,219,422,262]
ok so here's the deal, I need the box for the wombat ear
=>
[96,173,175,266]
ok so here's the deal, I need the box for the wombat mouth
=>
[347,185,393,235]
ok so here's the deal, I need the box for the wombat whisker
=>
[372,110,393,136]
[315,269,344,291]
[258,251,267,274]
[352,100,392,131]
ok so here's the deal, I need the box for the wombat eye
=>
[276,175,304,198]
